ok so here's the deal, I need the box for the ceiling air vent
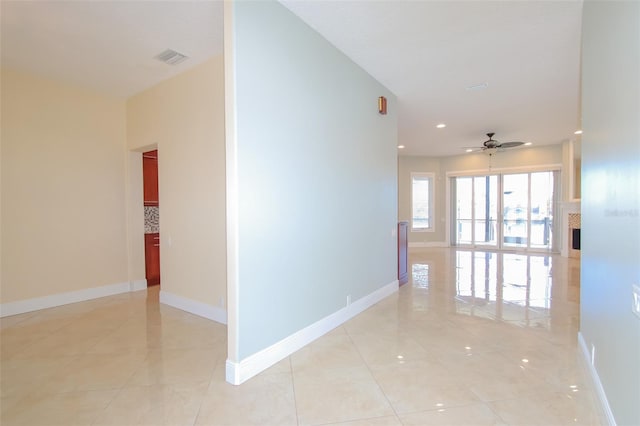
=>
[154,49,188,66]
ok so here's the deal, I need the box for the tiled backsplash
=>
[144,206,160,234]
[569,213,581,229]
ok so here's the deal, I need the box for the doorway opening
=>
[143,149,160,286]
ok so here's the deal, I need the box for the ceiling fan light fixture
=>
[466,149,473,153]
[524,142,532,146]
[436,123,446,129]
[478,132,525,151]
[574,130,583,135]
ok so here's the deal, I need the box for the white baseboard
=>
[409,242,449,248]
[578,332,617,425]
[130,279,147,292]
[0,281,140,317]
[159,290,227,325]
[225,279,399,385]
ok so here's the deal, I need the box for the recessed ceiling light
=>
[466,82,488,91]
[574,130,583,135]
[465,149,473,153]
[397,145,405,149]
[436,123,446,129]
[524,142,532,146]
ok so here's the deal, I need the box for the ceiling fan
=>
[466,132,525,153]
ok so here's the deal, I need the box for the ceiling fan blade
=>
[498,141,525,148]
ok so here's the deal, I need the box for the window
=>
[411,173,434,231]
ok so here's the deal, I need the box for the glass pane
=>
[412,177,430,229]
[473,176,498,245]
[530,172,554,249]
[474,177,487,220]
[455,177,473,244]
[503,174,529,247]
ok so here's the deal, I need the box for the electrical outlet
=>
[632,284,640,318]
[591,344,596,366]
[347,295,351,306]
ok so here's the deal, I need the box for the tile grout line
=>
[190,361,220,426]
[288,356,301,426]
[90,324,154,425]
[343,324,403,423]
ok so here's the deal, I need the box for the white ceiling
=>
[0,1,223,98]
[281,0,583,156]
[1,0,582,157]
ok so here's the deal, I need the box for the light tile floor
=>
[1,248,604,425]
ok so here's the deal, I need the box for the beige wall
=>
[398,156,446,244]
[561,138,582,202]
[1,68,128,303]
[126,56,226,309]
[440,143,562,172]
[399,144,563,245]
[126,151,145,284]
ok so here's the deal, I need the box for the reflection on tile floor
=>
[1,248,602,425]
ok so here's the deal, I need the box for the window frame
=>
[410,172,435,232]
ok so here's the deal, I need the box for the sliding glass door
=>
[453,170,558,251]
[454,176,498,247]
[502,173,529,248]
[529,172,556,249]
[474,176,499,246]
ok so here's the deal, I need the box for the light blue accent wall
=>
[232,1,398,360]
[581,1,640,424]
